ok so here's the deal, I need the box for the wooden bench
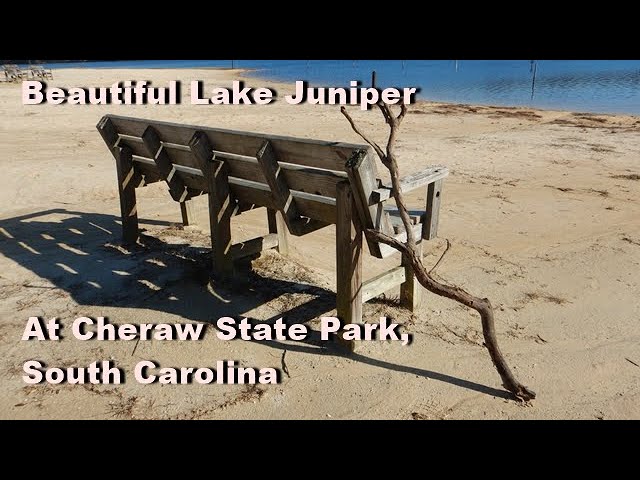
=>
[29,65,53,80]
[2,64,27,82]
[97,115,448,348]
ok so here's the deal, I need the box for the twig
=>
[281,350,290,378]
[429,239,451,274]
[22,282,58,289]
[625,357,640,368]
[131,337,141,357]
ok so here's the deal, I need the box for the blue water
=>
[25,60,640,115]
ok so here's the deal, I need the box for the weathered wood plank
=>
[119,137,202,170]
[212,150,348,197]
[362,266,406,303]
[141,126,189,203]
[398,166,449,192]
[335,181,363,352]
[423,179,443,240]
[230,233,279,260]
[222,156,346,198]
[131,156,204,191]
[128,159,162,185]
[386,206,423,228]
[378,224,423,258]
[226,178,336,225]
[372,166,449,202]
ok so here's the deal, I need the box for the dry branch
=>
[340,103,536,402]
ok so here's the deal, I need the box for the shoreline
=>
[4,65,638,117]
[238,68,640,118]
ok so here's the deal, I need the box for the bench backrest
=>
[97,115,385,230]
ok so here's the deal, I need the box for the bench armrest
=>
[370,166,449,204]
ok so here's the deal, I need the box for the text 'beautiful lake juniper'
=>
[23,80,419,110]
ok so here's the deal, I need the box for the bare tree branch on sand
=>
[340,99,536,402]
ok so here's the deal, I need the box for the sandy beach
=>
[1,67,639,419]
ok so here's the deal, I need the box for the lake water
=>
[27,60,640,115]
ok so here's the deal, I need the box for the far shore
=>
[4,65,638,118]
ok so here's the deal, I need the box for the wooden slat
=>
[132,156,193,186]
[105,114,366,172]
[130,160,163,185]
[160,145,202,170]
[115,136,147,157]
[362,266,406,303]
[133,155,208,192]
[398,166,449,192]
[379,224,423,258]
[223,178,336,224]
[141,126,189,203]
[226,179,275,210]
[386,206,423,230]
[286,190,335,226]
[282,164,347,196]
[230,233,279,260]
[178,171,207,192]
[372,166,449,202]
[118,137,202,170]
[223,156,347,198]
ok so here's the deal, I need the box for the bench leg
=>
[115,146,139,245]
[336,181,363,352]
[267,208,289,256]
[188,131,236,282]
[180,200,195,227]
[400,241,423,312]
[422,179,443,240]
[207,177,235,281]
[209,200,234,281]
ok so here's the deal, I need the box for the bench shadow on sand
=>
[0,208,510,400]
